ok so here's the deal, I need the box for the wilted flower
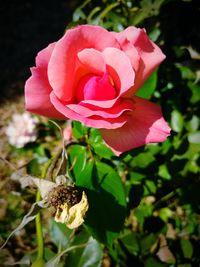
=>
[53,190,88,229]
[11,173,89,229]
[48,183,89,229]
[5,112,38,148]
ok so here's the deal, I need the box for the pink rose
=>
[25,25,170,155]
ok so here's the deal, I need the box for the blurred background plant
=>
[0,0,199,266]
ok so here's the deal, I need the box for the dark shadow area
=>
[79,187,126,244]
[0,0,78,101]
[128,184,143,210]
[143,216,165,234]
[160,0,200,56]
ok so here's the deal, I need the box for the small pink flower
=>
[6,112,38,148]
[25,25,170,155]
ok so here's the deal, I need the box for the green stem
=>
[35,160,51,260]
[35,191,44,259]
[153,191,177,210]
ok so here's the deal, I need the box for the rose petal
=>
[79,47,135,109]
[50,92,128,129]
[67,99,134,119]
[76,72,116,102]
[100,96,171,155]
[48,25,120,102]
[25,43,65,119]
[111,33,140,72]
[102,47,135,95]
[77,48,106,75]
[114,26,166,93]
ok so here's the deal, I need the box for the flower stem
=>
[35,160,51,261]
[35,191,44,259]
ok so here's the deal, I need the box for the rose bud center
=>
[76,71,116,102]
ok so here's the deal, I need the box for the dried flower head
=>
[11,173,89,229]
[5,112,38,148]
[48,185,82,208]
[54,191,89,229]
[48,184,88,229]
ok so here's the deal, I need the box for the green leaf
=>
[136,69,158,99]
[131,152,155,168]
[186,115,199,132]
[120,231,139,255]
[144,257,164,267]
[188,131,200,144]
[134,205,152,228]
[188,82,200,104]
[27,158,41,176]
[76,161,126,246]
[171,110,184,133]
[49,220,72,248]
[158,165,171,180]
[92,143,114,159]
[89,128,114,159]
[140,234,157,256]
[129,171,145,184]
[159,208,173,222]
[72,121,88,140]
[75,159,94,188]
[176,63,196,80]
[72,0,90,22]
[65,237,102,267]
[149,28,161,42]
[73,8,86,22]
[144,180,156,194]
[68,145,88,180]
[77,237,102,267]
[180,238,193,259]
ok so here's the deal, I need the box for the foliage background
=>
[0,0,199,266]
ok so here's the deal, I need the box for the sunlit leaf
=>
[72,121,88,140]
[186,115,199,132]
[158,165,171,180]
[188,131,200,144]
[171,110,184,133]
[88,128,114,159]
